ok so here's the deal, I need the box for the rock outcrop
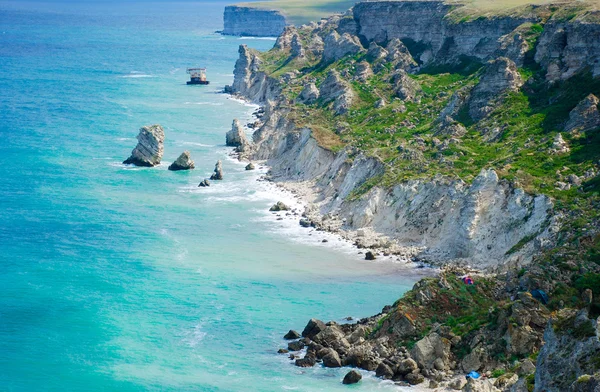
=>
[322,31,364,64]
[296,83,319,104]
[469,58,523,121]
[386,38,418,72]
[564,94,600,134]
[230,45,281,105]
[391,69,421,102]
[222,6,286,37]
[535,309,600,392]
[226,119,251,153]
[168,151,195,171]
[123,124,165,167]
[209,160,223,180]
[319,70,354,115]
[354,61,373,82]
[535,17,600,82]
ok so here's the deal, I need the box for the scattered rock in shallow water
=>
[198,179,210,187]
[322,349,342,368]
[284,330,301,340]
[375,362,394,379]
[295,354,316,367]
[322,239,328,243]
[245,162,255,170]
[209,160,223,180]
[288,340,305,351]
[168,151,195,171]
[302,318,326,339]
[343,370,362,385]
[299,218,312,228]
[123,124,165,167]
[365,251,376,260]
[277,348,289,354]
[270,201,290,212]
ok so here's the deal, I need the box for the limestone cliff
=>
[222,6,286,37]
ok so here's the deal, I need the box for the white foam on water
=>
[183,102,224,106]
[178,141,215,147]
[239,36,276,41]
[120,73,154,78]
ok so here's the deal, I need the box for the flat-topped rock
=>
[168,151,195,171]
[123,124,164,167]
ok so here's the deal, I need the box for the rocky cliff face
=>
[353,1,535,65]
[222,6,287,37]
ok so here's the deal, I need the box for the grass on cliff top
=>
[236,0,355,25]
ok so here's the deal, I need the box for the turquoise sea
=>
[0,2,424,391]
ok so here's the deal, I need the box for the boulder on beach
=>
[168,151,195,171]
[198,179,210,187]
[209,160,223,180]
[123,124,164,167]
[270,201,290,212]
[365,251,376,260]
[342,370,362,384]
[245,162,255,170]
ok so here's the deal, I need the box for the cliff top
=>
[236,0,600,26]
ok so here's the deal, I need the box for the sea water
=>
[0,2,426,391]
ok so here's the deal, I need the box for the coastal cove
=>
[0,2,429,391]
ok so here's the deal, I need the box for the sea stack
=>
[168,151,195,171]
[123,124,164,167]
[209,160,224,180]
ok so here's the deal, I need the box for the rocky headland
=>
[224,0,600,390]
[222,6,286,37]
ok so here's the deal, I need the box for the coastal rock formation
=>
[226,119,251,153]
[296,83,319,104]
[469,58,523,121]
[269,201,289,211]
[564,94,600,134]
[230,45,281,105]
[245,162,255,170]
[168,151,195,171]
[209,160,223,180]
[198,179,210,187]
[319,70,354,115]
[123,124,164,167]
[222,6,286,37]
[322,31,363,64]
[367,42,388,63]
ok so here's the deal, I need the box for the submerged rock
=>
[564,94,600,134]
[342,370,362,384]
[123,124,164,167]
[168,151,195,171]
[209,160,224,180]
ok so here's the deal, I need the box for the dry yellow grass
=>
[236,0,600,25]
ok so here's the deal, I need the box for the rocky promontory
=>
[222,6,286,37]
[123,124,164,167]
